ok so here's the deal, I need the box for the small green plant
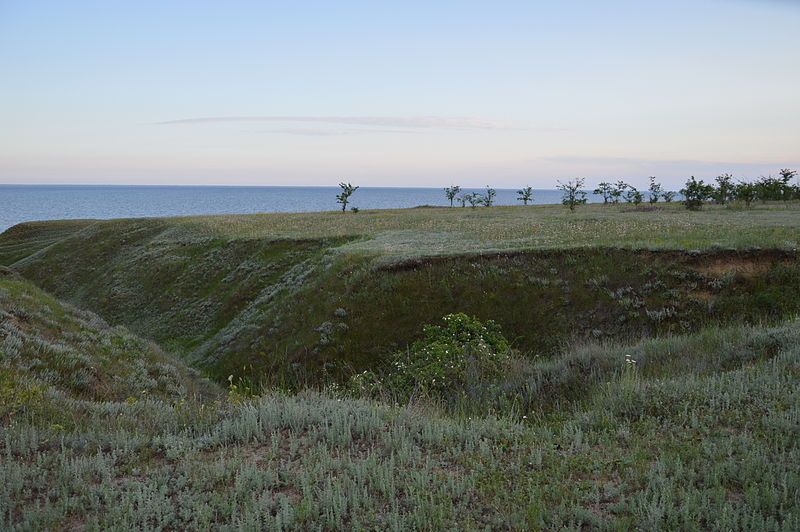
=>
[558,178,588,211]
[517,186,533,205]
[662,190,676,202]
[336,182,359,212]
[680,176,714,210]
[227,374,257,403]
[444,185,461,207]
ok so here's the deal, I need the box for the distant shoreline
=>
[0,185,609,232]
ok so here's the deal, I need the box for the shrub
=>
[382,313,511,399]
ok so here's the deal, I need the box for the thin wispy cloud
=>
[249,128,417,136]
[157,115,523,130]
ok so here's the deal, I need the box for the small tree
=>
[336,182,359,212]
[734,181,757,208]
[779,168,798,201]
[457,194,468,208]
[662,190,676,203]
[755,175,785,202]
[558,179,588,212]
[465,192,483,208]
[625,186,643,205]
[611,180,629,204]
[713,173,734,205]
[444,185,461,207]
[648,177,663,204]
[593,182,614,204]
[483,186,496,207]
[517,186,534,205]
[680,176,713,210]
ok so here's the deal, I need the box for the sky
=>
[1,0,799,188]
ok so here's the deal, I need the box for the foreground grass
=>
[2,275,799,529]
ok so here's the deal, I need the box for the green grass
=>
[3,202,800,263]
[1,204,798,386]
[2,202,800,529]
[0,272,216,415]
[1,273,798,529]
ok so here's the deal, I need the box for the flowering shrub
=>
[384,313,512,399]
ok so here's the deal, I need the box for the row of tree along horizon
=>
[334,169,799,212]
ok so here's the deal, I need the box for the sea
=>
[0,185,608,233]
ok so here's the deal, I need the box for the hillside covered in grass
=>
[2,203,799,386]
[2,271,799,529]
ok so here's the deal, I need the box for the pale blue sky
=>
[1,0,798,187]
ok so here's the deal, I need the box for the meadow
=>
[1,201,800,529]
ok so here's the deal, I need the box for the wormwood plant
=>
[380,313,512,399]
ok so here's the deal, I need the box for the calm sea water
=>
[1,185,607,233]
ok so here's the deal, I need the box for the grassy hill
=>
[2,203,799,386]
[2,270,799,529]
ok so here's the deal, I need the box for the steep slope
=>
[0,269,216,422]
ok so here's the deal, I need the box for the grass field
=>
[2,202,799,385]
[3,202,800,262]
[2,202,800,529]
